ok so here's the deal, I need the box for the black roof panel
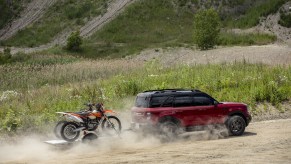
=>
[137,89,202,97]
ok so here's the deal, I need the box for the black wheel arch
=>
[158,116,181,125]
[226,111,247,126]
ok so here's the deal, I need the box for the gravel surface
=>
[133,44,291,66]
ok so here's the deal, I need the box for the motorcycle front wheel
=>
[60,122,80,142]
[101,116,122,135]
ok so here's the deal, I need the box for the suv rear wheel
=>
[227,115,246,136]
[159,121,180,141]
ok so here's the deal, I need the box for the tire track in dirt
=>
[0,0,57,41]
[42,118,291,164]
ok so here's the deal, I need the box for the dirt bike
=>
[54,103,122,142]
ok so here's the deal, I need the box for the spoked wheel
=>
[227,116,246,136]
[60,122,80,142]
[54,121,67,139]
[101,116,122,136]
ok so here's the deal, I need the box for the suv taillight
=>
[146,112,151,120]
[134,112,144,116]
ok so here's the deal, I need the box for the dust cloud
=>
[0,111,228,163]
[0,135,58,163]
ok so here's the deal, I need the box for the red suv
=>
[131,89,251,136]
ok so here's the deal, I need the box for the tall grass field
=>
[0,59,290,135]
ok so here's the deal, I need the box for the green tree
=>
[66,30,83,51]
[193,8,221,50]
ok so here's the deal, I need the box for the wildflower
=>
[0,90,21,101]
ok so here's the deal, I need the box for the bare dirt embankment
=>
[229,1,291,45]
[0,0,134,54]
[51,0,135,46]
[0,0,57,40]
[0,119,290,163]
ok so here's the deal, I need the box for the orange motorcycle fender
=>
[104,109,117,116]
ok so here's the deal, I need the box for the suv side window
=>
[193,96,214,106]
[150,96,173,108]
[174,96,194,107]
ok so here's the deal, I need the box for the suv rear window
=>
[135,96,149,108]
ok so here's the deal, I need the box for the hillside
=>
[0,0,57,41]
[0,0,290,57]
[0,0,31,29]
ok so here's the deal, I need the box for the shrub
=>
[279,12,291,28]
[0,47,12,64]
[193,8,221,50]
[1,109,20,132]
[66,30,83,51]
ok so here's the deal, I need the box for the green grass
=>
[100,61,291,107]
[218,32,277,46]
[76,0,277,58]
[0,60,290,134]
[3,0,110,47]
[0,55,140,91]
[83,0,195,58]
[224,0,288,28]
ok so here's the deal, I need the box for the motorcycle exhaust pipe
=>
[73,127,85,132]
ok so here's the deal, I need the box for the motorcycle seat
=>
[74,111,91,116]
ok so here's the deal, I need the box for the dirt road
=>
[1,118,290,163]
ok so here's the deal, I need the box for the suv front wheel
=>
[227,115,246,136]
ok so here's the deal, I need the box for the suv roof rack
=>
[143,89,201,93]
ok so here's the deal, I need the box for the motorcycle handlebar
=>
[84,102,104,112]
[84,103,94,107]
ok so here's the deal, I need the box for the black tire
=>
[54,121,67,139]
[159,121,180,141]
[60,122,80,142]
[82,133,98,143]
[227,115,246,136]
[101,116,122,134]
